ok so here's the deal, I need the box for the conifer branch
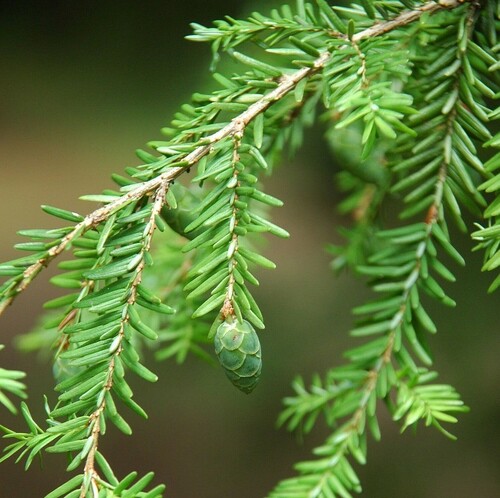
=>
[0,1,495,497]
[0,0,466,318]
[272,153,450,497]
[78,182,167,497]
[220,133,243,319]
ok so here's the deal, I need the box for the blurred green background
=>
[0,2,498,497]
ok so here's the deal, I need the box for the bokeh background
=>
[0,2,498,497]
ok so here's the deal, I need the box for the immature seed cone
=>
[214,318,262,394]
[160,183,203,240]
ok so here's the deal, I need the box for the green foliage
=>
[0,345,27,415]
[0,1,498,497]
[472,125,500,291]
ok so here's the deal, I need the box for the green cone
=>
[214,318,262,394]
[160,183,203,240]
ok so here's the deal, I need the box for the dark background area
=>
[0,2,498,497]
